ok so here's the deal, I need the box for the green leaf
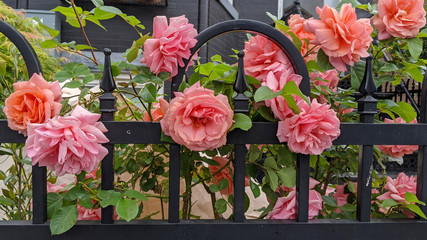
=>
[340,204,357,212]
[382,199,398,208]
[283,95,299,114]
[406,204,427,219]
[307,60,323,72]
[209,184,220,193]
[257,105,277,122]
[264,156,278,170]
[75,44,96,50]
[54,70,73,82]
[91,0,104,7]
[390,101,417,123]
[337,0,361,9]
[277,168,296,188]
[98,6,123,14]
[50,205,78,235]
[281,80,310,103]
[140,83,157,103]
[254,86,281,102]
[229,113,252,131]
[116,199,139,222]
[407,37,423,59]
[124,190,148,201]
[33,17,60,37]
[79,198,94,210]
[405,192,419,204]
[51,6,77,17]
[0,196,14,206]
[127,46,139,63]
[404,67,424,82]
[214,198,227,214]
[351,60,366,89]
[64,81,83,88]
[277,147,293,166]
[267,169,279,191]
[178,79,190,92]
[85,15,107,31]
[94,7,116,20]
[219,179,229,191]
[317,49,334,71]
[288,32,302,50]
[40,39,59,49]
[99,190,122,208]
[250,180,260,198]
[322,195,338,207]
[379,63,399,72]
[73,64,90,76]
[160,132,175,143]
[245,75,261,85]
[347,182,356,193]
[47,193,63,219]
[83,74,95,84]
[63,187,90,201]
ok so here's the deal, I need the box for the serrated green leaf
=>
[267,170,279,191]
[47,193,63,219]
[322,195,338,207]
[407,37,423,59]
[64,81,83,88]
[264,156,278,170]
[214,198,227,213]
[116,199,138,222]
[390,101,417,123]
[254,86,281,102]
[99,190,122,208]
[51,6,77,17]
[404,67,424,82]
[140,83,157,103]
[124,190,148,201]
[54,70,73,82]
[405,192,419,204]
[40,39,59,49]
[229,113,252,131]
[406,204,427,219]
[277,168,296,188]
[209,184,220,193]
[382,198,398,208]
[73,64,90,76]
[127,46,139,63]
[379,63,399,72]
[63,187,90,201]
[50,205,78,235]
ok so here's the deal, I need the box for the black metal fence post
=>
[99,48,117,224]
[232,51,249,222]
[417,72,427,219]
[356,55,378,222]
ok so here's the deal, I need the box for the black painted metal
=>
[417,73,427,218]
[0,20,47,224]
[356,55,378,222]
[296,154,309,222]
[168,144,180,223]
[99,49,117,224]
[233,51,249,114]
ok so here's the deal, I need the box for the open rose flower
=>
[377,118,418,158]
[77,205,102,220]
[377,172,416,203]
[243,35,293,83]
[160,82,233,151]
[277,98,341,155]
[372,0,426,40]
[3,73,62,136]
[267,178,322,219]
[304,4,373,72]
[142,98,169,121]
[26,106,109,176]
[141,15,198,77]
[263,69,303,120]
[287,14,319,62]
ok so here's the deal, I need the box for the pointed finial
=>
[234,51,249,94]
[294,0,303,16]
[233,51,249,113]
[359,54,376,97]
[100,48,116,93]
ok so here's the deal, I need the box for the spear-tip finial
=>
[100,48,116,93]
[359,54,376,97]
[234,51,249,94]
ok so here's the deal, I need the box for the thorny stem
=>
[70,0,98,65]
[118,92,138,120]
[58,46,97,63]
[129,74,154,121]
[302,45,319,58]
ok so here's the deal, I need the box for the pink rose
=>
[4,73,62,136]
[142,98,169,121]
[141,15,198,77]
[26,106,109,176]
[47,182,67,193]
[160,82,233,151]
[243,35,293,83]
[377,172,416,203]
[263,69,303,120]
[304,4,373,72]
[377,118,418,158]
[372,0,426,40]
[267,178,322,219]
[77,205,102,220]
[277,99,341,155]
[287,14,319,62]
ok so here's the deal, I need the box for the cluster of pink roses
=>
[3,73,109,176]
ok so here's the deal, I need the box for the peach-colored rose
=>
[142,98,169,121]
[372,0,426,40]
[243,35,293,83]
[263,69,303,120]
[310,69,340,103]
[304,4,373,72]
[160,82,233,151]
[141,15,198,77]
[287,14,319,62]
[377,118,418,158]
[3,73,62,136]
[267,178,322,219]
[26,106,109,176]
[377,172,416,203]
[277,99,341,155]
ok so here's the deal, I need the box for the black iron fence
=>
[0,18,427,240]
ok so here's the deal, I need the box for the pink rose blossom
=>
[277,99,341,155]
[141,15,198,77]
[372,0,426,40]
[377,172,416,203]
[267,178,322,219]
[4,73,62,136]
[26,106,109,176]
[77,205,102,220]
[47,182,67,193]
[160,82,233,151]
[142,98,169,121]
[377,118,418,158]
[243,35,293,83]
[287,14,319,62]
[304,4,373,72]
[263,69,303,120]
